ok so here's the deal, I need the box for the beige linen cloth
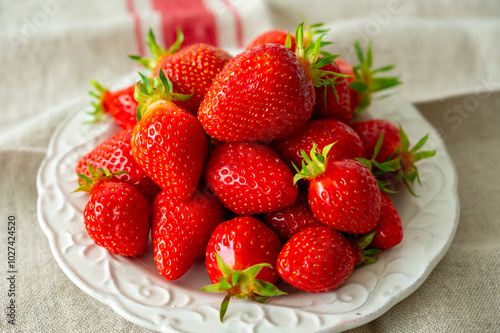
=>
[1,0,499,332]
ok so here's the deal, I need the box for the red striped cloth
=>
[152,0,217,47]
[125,0,244,57]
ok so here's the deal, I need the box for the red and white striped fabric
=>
[123,0,261,56]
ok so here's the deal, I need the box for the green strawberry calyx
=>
[394,125,436,196]
[291,23,351,91]
[301,18,330,49]
[350,40,402,117]
[357,126,436,196]
[200,254,286,322]
[86,80,109,123]
[349,232,382,269]
[134,68,192,121]
[73,163,127,195]
[129,28,184,71]
[355,131,401,193]
[292,142,335,184]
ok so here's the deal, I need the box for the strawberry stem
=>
[293,22,350,93]
[86,80,110,123]
[129,28,184,71]
[73,163,127,195]
[293,142,335,184]
[302,19,330,49]
[134,69,192,121]
[200,254,286,322]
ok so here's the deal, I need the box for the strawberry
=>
[350,119,401,163]
[74,165,151,256]
[152,184,226,281]
[75,128,161,202]
[131,29,232,115]
[245,22,329,53]
[262,192,323,244]
[311,61,353,123]
[153,43,232,115]
[203,141,298,215]
[369,193,403,250]
[131,70,209,200]
[198,23,346,142]
[393,126,436,195]
[277,226,355,292]
[88,81,138,129]
[201,216,285,321]
[294,143,381,234]
[346,41,401,117]
[335,58,355,80]
[355,124,436,196]
[271,119,366,171]
[245,29,297,51]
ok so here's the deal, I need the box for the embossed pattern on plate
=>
[37,74,459,333]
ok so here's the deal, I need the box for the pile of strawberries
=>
[74,23,435,320]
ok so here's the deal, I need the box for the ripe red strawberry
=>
[271,119,366,171]
[75,165,151,256]
[198,23,345,142]
[263,192,323,244]
[131,71,209,200]
[153,43,232,115]
[393,126,436,195]
[131,29,232,115]
[245,29,297,51]
[369,193,403,250]
[294,144,382,234]
[88,81,138,129]
[354,124,436,196]
[277,226,355,292]
[350,119,401,163]
[75,128,161,202]
[311,61,353,123]
[201,216,285,321]
[203,141,298,215]
[152,184,226,280]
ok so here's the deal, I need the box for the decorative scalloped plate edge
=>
[36,74,459,333]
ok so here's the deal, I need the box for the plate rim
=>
[36,83,460,333]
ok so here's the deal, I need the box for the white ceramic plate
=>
[37,74,459,333]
